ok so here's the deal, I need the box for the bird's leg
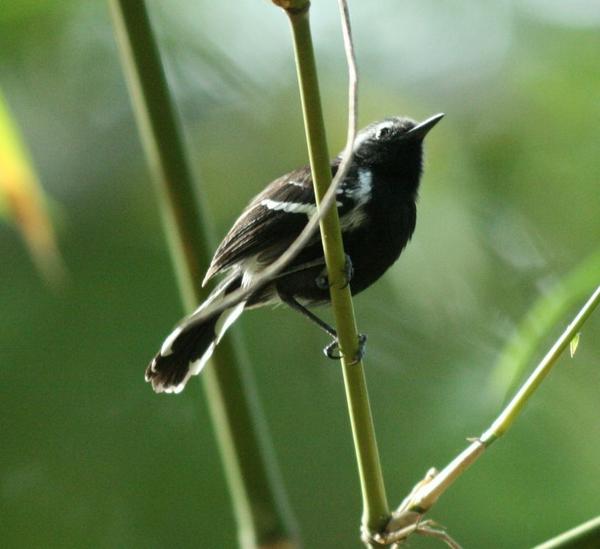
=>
[280,293,337,338]
[315,254,354,290]
[279,292,367,363]
[323,333,367,363]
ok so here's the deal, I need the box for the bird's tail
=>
[145,274,244,394]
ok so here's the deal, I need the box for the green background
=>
[1,1,599,547]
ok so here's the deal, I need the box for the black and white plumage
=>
[146,113,444,393]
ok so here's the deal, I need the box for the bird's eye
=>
[376,126,391,139]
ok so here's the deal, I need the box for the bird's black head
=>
[353,113,444,184]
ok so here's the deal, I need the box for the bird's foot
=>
[323,333,367,364]
[315,254,354,290]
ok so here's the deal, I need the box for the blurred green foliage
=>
[1,1,599,548]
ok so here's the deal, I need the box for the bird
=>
[145,113,444,394]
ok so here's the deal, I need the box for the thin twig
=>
[338,0,358,159]
[382,286,600,543]
[532,515,600,549]
[480,284,600,443]
[490,247,600,397]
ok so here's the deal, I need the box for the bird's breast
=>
[342,180,417,295]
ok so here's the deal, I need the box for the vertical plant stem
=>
[282,3,390,537]
[109,2,297,547]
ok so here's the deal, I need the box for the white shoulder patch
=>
[260,198,316,216]
[339,168,373,232]
[356,168,373,203]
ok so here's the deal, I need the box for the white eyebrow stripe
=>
[285,180,305,188]
[374,120,395,138]
[353,120,396,150]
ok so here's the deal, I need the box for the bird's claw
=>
[315,273,329,290]
[324,339,342,359]
[323,333,367,364]
[315,254,354,290]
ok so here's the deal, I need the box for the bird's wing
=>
[203,160,346,284]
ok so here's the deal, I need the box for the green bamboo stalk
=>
[273,0,390,538]
[108,2,298,547]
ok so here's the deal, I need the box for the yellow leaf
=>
[0,88,65,284]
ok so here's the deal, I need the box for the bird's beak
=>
[407,113,445,140]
